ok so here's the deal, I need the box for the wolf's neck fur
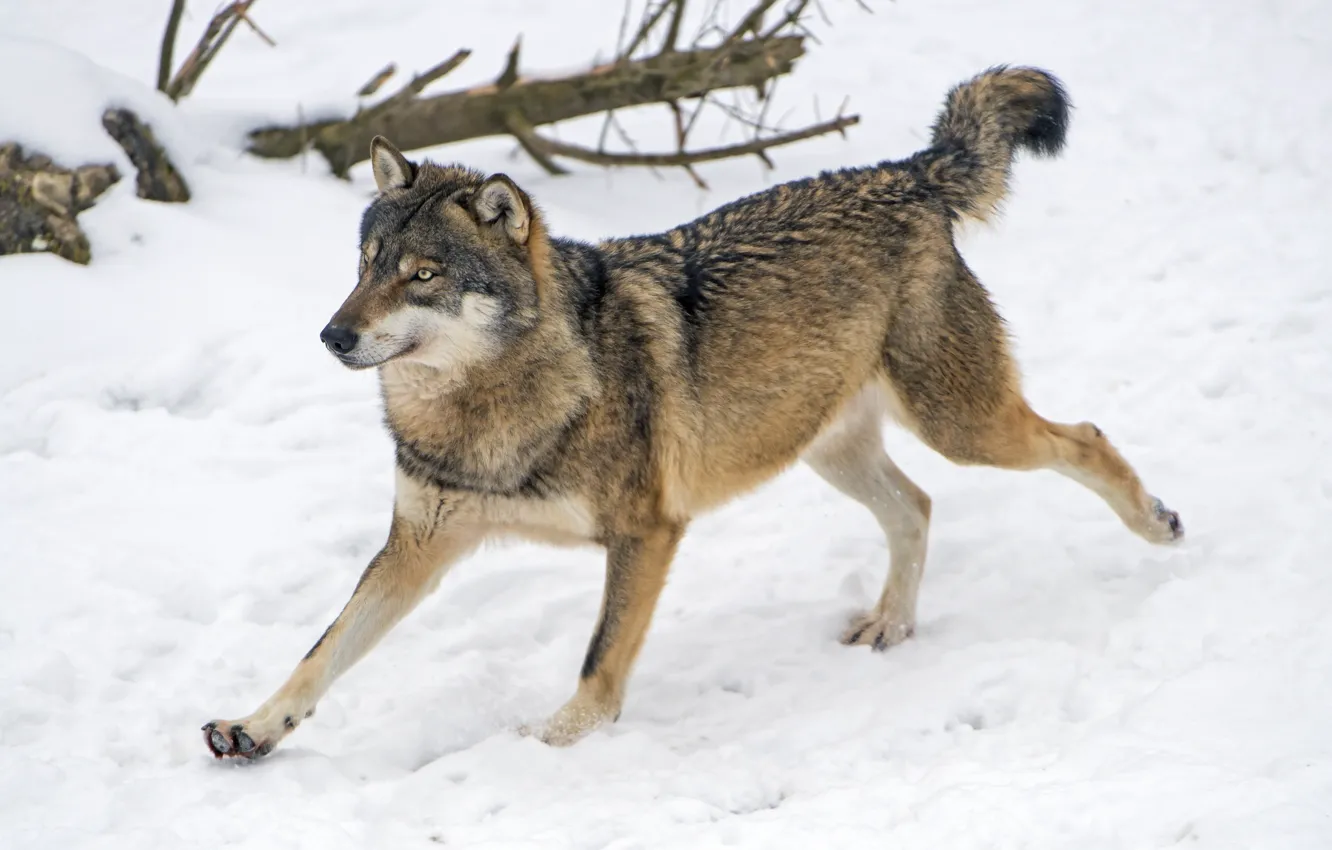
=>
[377,255,600,496]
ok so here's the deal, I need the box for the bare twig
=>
[358,49,471,120]
[497,38,522,90]
[719,0,783,47]
[298,103,308,174]
[668,99,689,150]
[157,0,187,94]
[760,0,814,40]
[663,0,688,51]
[619,0,677,61]
[164,1,273,102]
[357,63,398,98]
[237,11,276,47]
[508,112,858,174]
[505,112,571,175]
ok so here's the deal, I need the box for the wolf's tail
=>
[913,66,1070,224]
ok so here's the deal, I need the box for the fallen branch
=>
[250,35,819,176]
[244,0,861,181]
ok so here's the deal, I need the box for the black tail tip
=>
[1019,68,1071,158]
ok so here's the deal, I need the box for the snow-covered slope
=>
[2,1,1330,848]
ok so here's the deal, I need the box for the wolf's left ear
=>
[471,174,531,246]
[369,136,415,191]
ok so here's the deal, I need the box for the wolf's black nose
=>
[320,324,358,354]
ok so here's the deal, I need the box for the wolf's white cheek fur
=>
[379,294,501,372]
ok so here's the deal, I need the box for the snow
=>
[2,0,1331,847]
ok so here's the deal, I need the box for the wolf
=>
[203,66,1181,758]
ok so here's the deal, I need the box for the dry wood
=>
[157,0,187,94]
[510,111,858,189]
[356,63,398,98]
[202,0,859,182]
[247,34,830,177]
[160,0,275,102]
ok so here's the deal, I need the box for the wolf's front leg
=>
[537,523,683,746]
[203,482,482,760]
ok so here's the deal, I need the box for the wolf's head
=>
[321,136,551,372]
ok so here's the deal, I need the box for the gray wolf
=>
[203,66,1181,758]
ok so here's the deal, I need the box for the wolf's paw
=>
[202,709,301,761]
[1140,497,1184,544]
[522,693,618,747]
[841,609,914,651]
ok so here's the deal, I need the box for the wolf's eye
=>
[415,269,435,281]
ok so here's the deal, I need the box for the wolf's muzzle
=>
[320,323,359,355]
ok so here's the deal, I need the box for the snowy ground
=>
[2,0,1331,847]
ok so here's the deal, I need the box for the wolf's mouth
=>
[334,339,420,370]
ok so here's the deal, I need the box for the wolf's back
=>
[912,67,1070,224]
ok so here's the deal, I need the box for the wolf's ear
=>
[369,136,414,191]
[471,174,531,246]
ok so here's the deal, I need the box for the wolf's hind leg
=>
[906,391,1182,544]
[804,387,932,651]
[1033,415,1183,543]
[884,259,1181,544]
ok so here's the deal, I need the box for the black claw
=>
[284,716,296,730]
[234,729,257,754]
[209,729,232,754]
[256,742,274,758]
[1152,498,1184,539]
[872,633,888,652]
[1168,512,1183,537]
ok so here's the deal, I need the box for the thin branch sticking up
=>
[157,0,186,94]
[718,0,783,49]
[161,1,275,102]
[663,0,688,52]
[619,0,681,61]
[356,49,472,122]
[761,0,816,40]
[496,39,522,90]
[357,63,398,98]
[236,10,276,46]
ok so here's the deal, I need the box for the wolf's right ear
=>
[471,174,532,246]
[369,136,415,192]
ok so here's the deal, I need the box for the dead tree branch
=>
[245,0,861,181]
[157,0,187,94]
[356,63,398,98]
[511,112,858,189]
[353,49,472,124]
[160,1,275,102]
